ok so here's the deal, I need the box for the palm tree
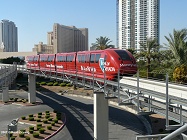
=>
[138,37,160,78]
[164,28,187,65]
[164,28,187,83]
[91,36,114,50]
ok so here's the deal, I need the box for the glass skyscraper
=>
[0,20,18,52]
[117,0,159,50]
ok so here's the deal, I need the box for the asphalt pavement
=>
[0,91,148,140]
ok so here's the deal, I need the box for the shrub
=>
[66,83,72,87]
[45,115,50,119]
[53,82,59,86]
[29,130,33,134]
[47,125,52,130]
[37,124,42,127]
[37,126,42,130]
[39,128,45,134]
[43,119,48,124]
[22,101,26,103]
[10,98,14,100]
[33,132,39,138]
[36,119,41,122]
[173,64,187,83]
[48,118,53,121]
[47,82,53,86]
[28,114,33,117]
[45,111,50,113]
[9,133,13,137]
[46,112,50,115]
[53,119,58,123]
[29,126,34,130]
[38,115,42,118]
[60,83,66,87]
[40,82,46,85]
[19,133,24,137]
[28,117,34,121]
[25,136,30,140]
[21,116,26,120]
[51,122,55,126]
[10,137,15,140]
[20,129,26,133]
[38,112,42,115]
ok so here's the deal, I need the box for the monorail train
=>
[25,49,137,81]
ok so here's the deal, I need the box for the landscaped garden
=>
[0,110,65,140]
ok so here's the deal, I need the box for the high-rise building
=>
[0,20,18,52]
[53,23,88,53]
[117,0,159,50]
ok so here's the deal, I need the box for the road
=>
[0,91,148,140]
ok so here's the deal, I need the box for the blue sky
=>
[0,0,186,52]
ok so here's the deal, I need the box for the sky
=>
[0,0,187,52]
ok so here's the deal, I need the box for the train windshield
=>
[114,50,131,60]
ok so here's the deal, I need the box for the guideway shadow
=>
[36,86,148,139]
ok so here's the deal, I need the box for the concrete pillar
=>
[94,92,108,140]
[2,87,9,102]
[28,74,36,103]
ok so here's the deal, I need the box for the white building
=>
[117,0,159,50]
[0,20,18,52]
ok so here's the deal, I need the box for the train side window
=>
[71,55,74,62]
[62,56,65,62]
[78,55,81,62]
[40,56,47,62]
[57,56,63,62]
[90,54,95,63]
[33,56,37,62]
[28,57,33,62]
[48,56,54,62]
[67,56,70,62]
[82,55,85,63]
[95,54,101,63]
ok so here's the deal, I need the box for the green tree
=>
[164,28,187,82]
[164,28,187,65]
[138,37,160,78]
[91,36,114,50]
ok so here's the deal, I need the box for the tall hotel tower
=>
[117,0,159,50]
[0,20,18,52]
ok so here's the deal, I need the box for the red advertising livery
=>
[25,49,137,81]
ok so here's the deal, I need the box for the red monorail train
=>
[25,49,137,81]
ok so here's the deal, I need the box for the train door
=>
[39,55,48,71]
[66,53,76,73]
[89,52,102,77]
[56,54,67,72]
[47,55,55,72]
[33,55,39,70]
[26,56,34,69]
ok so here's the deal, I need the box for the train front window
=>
[114,50,130,61]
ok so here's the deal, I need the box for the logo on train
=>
[99,58,104,72]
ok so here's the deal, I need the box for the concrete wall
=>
[0,52,37,59]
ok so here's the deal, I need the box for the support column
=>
[28,74,36,103]
[94,92,108,140]
[2,87,9,102]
